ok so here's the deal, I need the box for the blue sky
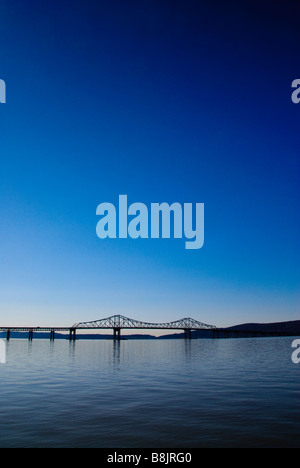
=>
[0,0,299,327]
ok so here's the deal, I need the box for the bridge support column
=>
[28,330,33,341]
[6,330,10,341]
[69,328,76,341]
[113,328,121,341]
[184,329,192,339]
[50,330,55,341]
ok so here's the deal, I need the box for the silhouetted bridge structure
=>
[0,315,294,341]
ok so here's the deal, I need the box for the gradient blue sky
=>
[0,0,299,327]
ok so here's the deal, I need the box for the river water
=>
[0,337,299,448]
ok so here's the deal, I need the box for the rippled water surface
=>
[0,337,299,448]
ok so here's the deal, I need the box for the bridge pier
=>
[50,330,55,341]
[113,327,121,341]
[28,330,33,341]
[6,330,10,341]
[69,328,76,341]
[184,329,192,339]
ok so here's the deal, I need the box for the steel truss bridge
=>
[0,315,216,341]
[0,315,292,341]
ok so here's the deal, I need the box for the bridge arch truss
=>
[73,315,217,331]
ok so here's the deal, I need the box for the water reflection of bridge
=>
[0,315,292,341]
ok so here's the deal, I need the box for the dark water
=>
[0,337,299,448]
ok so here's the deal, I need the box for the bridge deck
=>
[0,316,296,339]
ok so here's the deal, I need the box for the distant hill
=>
[159,330,212,339]
[226,320,300,334]
[164,321,300,339]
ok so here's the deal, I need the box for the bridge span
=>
[0,315,290,341]
[0,315,216,341]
